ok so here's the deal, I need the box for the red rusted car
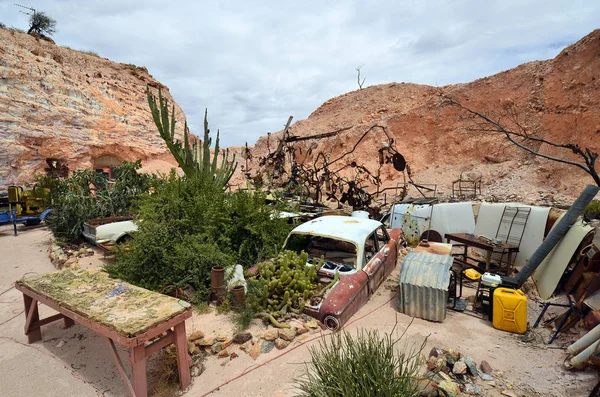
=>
[282,215,405,330]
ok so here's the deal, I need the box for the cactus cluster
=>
[252,250,323,323]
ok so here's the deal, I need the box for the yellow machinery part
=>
[493,288,527,334]
[464,268,482,281]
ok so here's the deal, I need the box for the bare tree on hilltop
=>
[27,11,56,36]
[441,95,600,187]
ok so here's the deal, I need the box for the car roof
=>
[289,215,382,244]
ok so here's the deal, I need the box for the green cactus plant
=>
[146,86,237,187]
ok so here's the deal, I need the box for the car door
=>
[376,226,397,278]
[364,232,386,294]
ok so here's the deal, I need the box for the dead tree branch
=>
[356,65,366,90]
[441,95,600,186]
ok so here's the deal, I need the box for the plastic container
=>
[464,268,482,281]
[493,288,527,334]
[482,272,502,287]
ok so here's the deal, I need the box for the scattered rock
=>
[428,356,446,371]
[188,342,200,356]
[453,361,467,375]
[249,342,261,360]
[189,330,205,342]
[195,337,215,346]
[63,257,78,268]
[294,326,308,335]
[275,338,291,350]
[462,357,479,377]
[429,347,445,357]
[501,391,517,397]
[191,364,205,377]
[56,340,65,348]
[230,352,238,360]
[216,335,228,342]
[446,348,461,361]
[262,328,279,341]
[211,342,224,354]
[240,341,252,353]
[464,383,481,395]
[261,340,275,354]
[222,339,233,349]
[232,332,252,344]
[279,328,296,341]
[480,360,493,375]
[438,380,461,397]
[217,348,229,358]
[479,373,494,381]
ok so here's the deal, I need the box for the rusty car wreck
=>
[282,215,405,330]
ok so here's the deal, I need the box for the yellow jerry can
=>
[493,288,527,334]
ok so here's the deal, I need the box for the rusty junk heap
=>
[242,116,437,218]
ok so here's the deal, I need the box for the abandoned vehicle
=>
[282,215,405,330]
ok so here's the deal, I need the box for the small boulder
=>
[479,373,494,381]
[196,337,216,346]
[464,383,481,395]
[262,328,279,341]
[240,341,252,353]
[216,335,228,342]
[480,360,493,375]
[189,330,205,342]
[63,257,78,268]
[438,380,461,397]
[249,342,261,360]
[188,342,200,356]
[275,338,291,350]
[230,352,239,360]
[453,361,467,375]
[463,357,479,377]
[211,342,224,354]
[217,348,229,358]
[294,326,308,335]
[232,332,252,344]
[222,339,233,349]
[279,328,296,342]
[261,340,275,354]
[306,319,319,329]
[429,347,445,358]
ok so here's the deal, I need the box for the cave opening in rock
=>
[93,154,122,182]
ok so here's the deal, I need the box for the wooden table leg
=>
[130,344,147,397]
[485,251,492,272]
[174,322,191,390]
[23,294,41,343]
[64,316,75,329]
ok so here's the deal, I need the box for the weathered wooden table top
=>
[17,269,191,337]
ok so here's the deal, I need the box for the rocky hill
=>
[0,28,184,188]
[234,30,600,205]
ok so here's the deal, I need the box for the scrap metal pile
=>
[242,117,436,218]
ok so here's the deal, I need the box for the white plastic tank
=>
[351,210,370,219]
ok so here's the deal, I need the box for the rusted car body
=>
[282,215,405,330]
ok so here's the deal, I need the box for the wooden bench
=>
[15,269,192,397]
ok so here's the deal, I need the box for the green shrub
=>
[38,160,151,242]
[105,171,293,296]
[584,200,600,220]
[295,326,425,397]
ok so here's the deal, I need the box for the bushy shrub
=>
[295,326,425,397]
[105,171,293,296]
[38,160,151,241]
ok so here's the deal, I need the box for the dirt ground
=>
[0,224,598,397]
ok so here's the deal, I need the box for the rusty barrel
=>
[211,266,225,304]
[231,285,245,309]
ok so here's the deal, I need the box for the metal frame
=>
[495,206,531,269]
[451,170,482,199]
[15,283,192,397]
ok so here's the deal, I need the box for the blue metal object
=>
[0,211,17,235]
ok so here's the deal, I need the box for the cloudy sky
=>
[1,1,598,147]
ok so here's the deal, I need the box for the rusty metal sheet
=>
[397,252,453,322]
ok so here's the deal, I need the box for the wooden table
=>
[445,232,519,273]
[15,269,192,397]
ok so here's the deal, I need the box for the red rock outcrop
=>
[233,30,600,203]
[0,28,183,188]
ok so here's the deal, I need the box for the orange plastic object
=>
[493,288,527,334]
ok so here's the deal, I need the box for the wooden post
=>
[23,295,41,343]
[174,322,191,390]
[130,344,147,397]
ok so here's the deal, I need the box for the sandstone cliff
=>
[234,30,600,204]
[0,28,184,188]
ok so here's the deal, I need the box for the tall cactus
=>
[147,86,237,187]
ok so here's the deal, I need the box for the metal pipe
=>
[570,339,600,369]
[516,184,599,287]
[567,323,600,354]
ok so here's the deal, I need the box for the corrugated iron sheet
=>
[397,252,453,322]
